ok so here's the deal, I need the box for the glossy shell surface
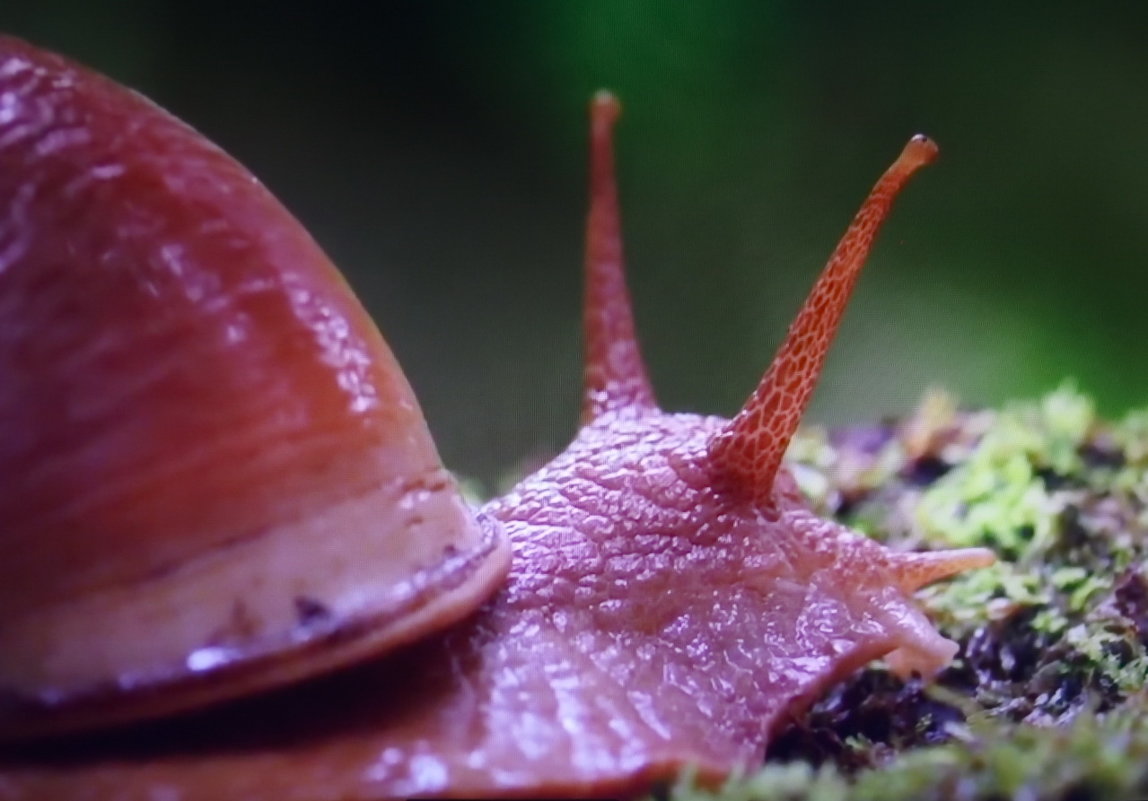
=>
[0,35,509,740]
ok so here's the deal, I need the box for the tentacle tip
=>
[888,546,997,593]
[901,133,940,170]
[885,632,959,679]
[590,90,622,127]
[963,546,997,568]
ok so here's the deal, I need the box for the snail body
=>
[0,36,993,801]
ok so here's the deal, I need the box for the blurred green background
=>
[4,1,1147,484]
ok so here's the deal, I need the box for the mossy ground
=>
[668,384,1148,801]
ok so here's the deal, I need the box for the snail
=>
[0,34,995,801]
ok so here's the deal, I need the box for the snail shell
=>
[0,34,510,741]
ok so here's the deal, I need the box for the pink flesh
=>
[0,90,993,799]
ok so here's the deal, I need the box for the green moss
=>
[684,385,1148,801]
[917,560,1049,629]
[668,707,1148,801]
[1110,408,1148,466]
[911,382,1096,559]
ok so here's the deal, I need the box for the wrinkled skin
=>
[1,412,958,800]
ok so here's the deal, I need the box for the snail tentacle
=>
[580,90,658,424]
[709,135,940,503]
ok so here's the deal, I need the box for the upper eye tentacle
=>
[581,91,658,424]
[709,135,939,504]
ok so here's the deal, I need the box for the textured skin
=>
[710,136,939,502]
[0,413,972,800]
[580,92,655,422]
[0,54,994,800]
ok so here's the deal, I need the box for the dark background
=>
[4,2,1147,485]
